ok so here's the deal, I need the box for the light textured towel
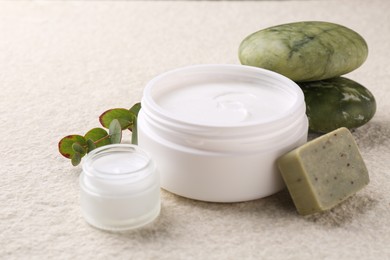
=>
[1,1,389,259]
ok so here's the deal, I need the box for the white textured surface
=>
[1,1,390,259]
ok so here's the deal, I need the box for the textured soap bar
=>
[277,127,369,215]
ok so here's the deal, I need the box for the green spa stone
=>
[277,127,369,215]
[238,21,368,82]
[298,77,376,133]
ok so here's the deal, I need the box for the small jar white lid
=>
[79,144,160,231]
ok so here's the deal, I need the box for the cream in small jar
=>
[138,64,308,202]
[79,144,160,231]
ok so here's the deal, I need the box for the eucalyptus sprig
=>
[58,103,141,166]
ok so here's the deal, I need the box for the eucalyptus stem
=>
[58,102,141,167]
[93,134,110,145]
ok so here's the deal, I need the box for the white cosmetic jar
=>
[79,144,160,231]
[138,64,308,202]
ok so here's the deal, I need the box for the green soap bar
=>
[277,127,369,215]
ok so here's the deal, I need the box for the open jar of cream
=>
[138,64,308,202]
[79,144,160,231]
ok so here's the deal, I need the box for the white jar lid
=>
[79,144,160,231]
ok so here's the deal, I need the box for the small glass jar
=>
[138,64,308,202]
[79,144,160,231]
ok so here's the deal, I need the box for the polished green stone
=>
[239,21,368,82]
[277,127,369,215]
[298,77,376,133]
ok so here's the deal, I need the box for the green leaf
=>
[84,128,110,148]
[58,135,87,159]
[131,116,138,145]
[72,142,86,155]
[128,102,141,132]
[86,139,96,152]
[99,108,134,130]
[109,119,122,144]
[71,152,82,166]
[129,102,141,117]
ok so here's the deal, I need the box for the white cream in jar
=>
[138,64,308,202]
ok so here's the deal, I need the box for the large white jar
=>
[138,64,308,202]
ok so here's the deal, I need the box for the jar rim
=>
[141,64,305,131]
[82,144,153,181]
